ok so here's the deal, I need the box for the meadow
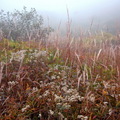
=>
[0,31,120,120]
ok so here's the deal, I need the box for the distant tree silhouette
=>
[0,7,53,42]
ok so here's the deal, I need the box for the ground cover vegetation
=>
[0,8,120,120]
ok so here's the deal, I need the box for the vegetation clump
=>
[0,7,120,120]
[0,35,120,120]
[0,7,53,42]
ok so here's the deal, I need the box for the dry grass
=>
[0,31,120,120]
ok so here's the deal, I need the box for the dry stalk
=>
[96,49,102,60]
[0,62,4,84]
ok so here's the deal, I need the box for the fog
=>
[1,0,120,34]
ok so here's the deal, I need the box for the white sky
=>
[0,0,120,30]
[0,0,119,12]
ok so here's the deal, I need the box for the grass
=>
[0,32,120,120]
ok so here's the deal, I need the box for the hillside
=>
[0,33,120,119]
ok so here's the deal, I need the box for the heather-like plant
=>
[0,30,120,120]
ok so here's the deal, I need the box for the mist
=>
[1,0,120,34]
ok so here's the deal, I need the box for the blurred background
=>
[0,0,120,36]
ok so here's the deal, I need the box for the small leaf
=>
[102,90,108,95]
[116,101,120,108]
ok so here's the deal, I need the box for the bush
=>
[0,7,53,42]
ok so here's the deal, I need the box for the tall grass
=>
[0,25,120,119]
